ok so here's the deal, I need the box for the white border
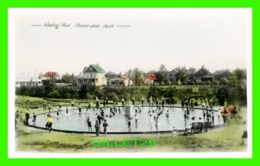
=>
[8,8,252,158]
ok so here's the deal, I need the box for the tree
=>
[216,87,230,105]
[232,69,246,86]
[61,73,73,83]
[78,84,96,99]
[174,66,188,84]
[195,66,211,78]
[42,79,57,97]
[187,67,196,84]
[155,64,170,85]
[132,68,144,86]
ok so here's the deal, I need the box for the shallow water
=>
[29,106,224,132]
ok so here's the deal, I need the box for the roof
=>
[105,71,117,76]
[146,73,156,80]
[83,64,105,74]
[91,64,105,73]
[43,71,59,78]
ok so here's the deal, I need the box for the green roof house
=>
[80,64,107,86]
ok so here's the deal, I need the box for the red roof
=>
[146,74,156,80]
[43,71,59,78]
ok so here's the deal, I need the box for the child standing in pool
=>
[135,114,138,124]
[103,120,108,135]
[88,119,92,131]
[46,115,52,133]
[95,119,100,136]
[32,113,36,125]
[165,110,169,118]
[128,119,131,132]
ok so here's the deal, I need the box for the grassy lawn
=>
[16,121,247,153]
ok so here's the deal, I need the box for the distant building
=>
[105,71,118,80]
[42,71,61,80]
[108,75,133,86]
[78,64,107,86]
[16,73,42,88]
[144,73,156,85]
[213,70,232,80]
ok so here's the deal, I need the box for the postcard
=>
[8,8,252,158]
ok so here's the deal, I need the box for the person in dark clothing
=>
[95,119,100,136]
[212,112,215,123]
[96,101,99,109]
[88,120,92,131]
[162,100,165,108]
[181,100,184,108]
[96,114,103,125]
[25,112,30,125]
[103,120,108,135]
[165,110,169,118]
[32,113,36,125]
[187,109,190,115]
[128,119,131,132]
[156,99,159,108]
[141,98,144,107]
[203,111,206,120]
[241,130,247,145]
[101,109,105,117]
[132,98,135,106]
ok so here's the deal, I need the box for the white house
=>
[108,75,133,86]
[16,73,42,88]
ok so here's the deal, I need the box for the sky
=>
[13,8,251,76]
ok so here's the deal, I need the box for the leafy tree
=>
[195,66,211,78]
[232,69,246,86]
[132,68,144,86]
[216,87,230,105]
[174,66,188,84]
[42,79,57,97]
[78,84,96,99]
[61,73,73,83]
[187,67,197,83]
[155,64,170,85]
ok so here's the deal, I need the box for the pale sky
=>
[14,8,251,76]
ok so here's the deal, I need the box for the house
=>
[16,73,42,88]
[78,64,107,86]
[41,71,61,80]
[144,73,156,85]
[105,71,118,80]
[108,75,133,86]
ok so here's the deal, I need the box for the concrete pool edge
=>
[25,123,224,135]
